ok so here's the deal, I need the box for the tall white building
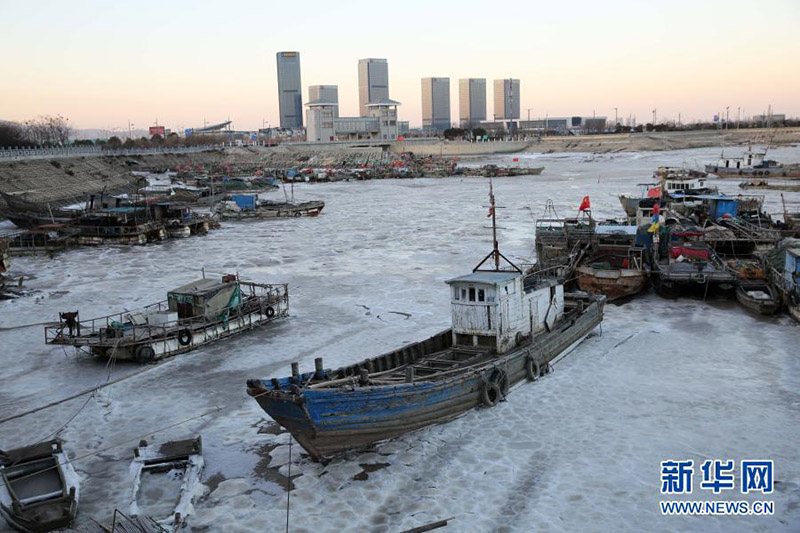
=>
[308,85,339,117]
[421,77,451,131]
[276,51,303,129]
[493,79,520,121]
[459,78,486,128]
[358,58,389,117]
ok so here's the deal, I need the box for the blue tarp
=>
[231,194,257,211]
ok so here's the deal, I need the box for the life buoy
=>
[765,170,770,176]
[265,306,276,318]
[525,356,541,381]
[480,381,501,407]
[178,328,192,346]
[294,211,302,217]
[134,345,155,363]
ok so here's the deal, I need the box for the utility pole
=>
[737,107,741,129]
[652,109,657,129]
[128,120,134,140]
[613,107,618,126]
[725,106,730,129]
[526,108,532,123]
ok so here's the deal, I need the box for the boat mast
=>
[490,180,499,270]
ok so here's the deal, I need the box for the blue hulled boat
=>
[247,187,606,461]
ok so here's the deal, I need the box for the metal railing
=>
[45,282,288,346]
[0,144,225,161]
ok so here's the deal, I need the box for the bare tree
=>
[23,115,71,146]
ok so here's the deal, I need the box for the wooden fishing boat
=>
[735,280,781,315]
[45,275,288,362]
[0,192,81,229]
[129,437,203,531]
[215,194,324,220]
[576,262,647,301]
[247,186,605,461]
[0,439,80,533]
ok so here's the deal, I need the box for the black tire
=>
[489,368,509,396]
[265,306,276,318]
[480,381,501,407]
[134,345,156,363]
[765,171,770,176]
[177,328,192,346]
[525,357,540,381]
[294,211,302,217]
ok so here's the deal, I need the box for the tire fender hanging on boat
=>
[134,345,156,363]
[178,328,193,346]
[480,381,502,407]
[265,306,276,318]
[525,356,541,381]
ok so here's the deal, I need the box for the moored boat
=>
[45,275,288,362]
[246,186,605,461]
[0,439,80,533]
[129,437,203,531]
[735,280,781,315]
[215,194,324,219]
[705,145,800,179]
[576,253,648,301]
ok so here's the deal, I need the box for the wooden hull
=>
[0,440,79,533]
[576,266,647,301]
[248,298,604,461]
[735,282,781,315]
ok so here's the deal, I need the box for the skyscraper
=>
[358,58,389,117]
[493,79,520,120]
[421,77,451,131]
[276,51,303,129]
[459,78,487,127]
[308,85,339,117]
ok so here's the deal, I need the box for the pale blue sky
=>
[1,0,798,131]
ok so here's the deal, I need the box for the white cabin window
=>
[478,289,485,302]
[454,287,460,300]
[461,288,467,300]
[469,287,476,301]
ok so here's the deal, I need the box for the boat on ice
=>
[129,437,203,531]
[45,275,288,362]
[735,280,781,315]
[766,243,800,323]
[247,187,605,461]
[705,145,800,179]
[214,194,324,220]
[576,246,648,301]
[0,439,80,533]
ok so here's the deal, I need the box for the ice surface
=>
[0,146,799,532]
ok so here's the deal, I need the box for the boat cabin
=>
[167,277,240,319]
[446,271,564,354]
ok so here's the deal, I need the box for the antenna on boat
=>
[473,180,521,273]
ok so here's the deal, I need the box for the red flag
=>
[647,186,662,198]
[487,206,494,218]
[578,196,591,211]
[397,136,405,141]
[653,203,660,215]
[512,157,519,162]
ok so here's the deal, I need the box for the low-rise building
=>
[306,98,401,142]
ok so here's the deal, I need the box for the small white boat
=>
[129,437,203,532]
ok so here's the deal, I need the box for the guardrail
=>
[0,144,226,161]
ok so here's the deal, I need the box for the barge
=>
[45,275,288,362]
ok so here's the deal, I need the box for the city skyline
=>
[1,0,799,132]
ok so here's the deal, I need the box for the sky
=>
[1,0,799,133]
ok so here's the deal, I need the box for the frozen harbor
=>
[1,146,799,532]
